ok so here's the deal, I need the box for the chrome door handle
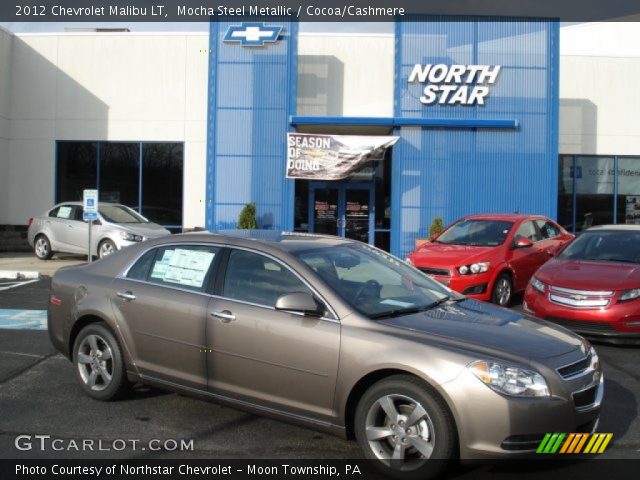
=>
[116,291,136,301]
[210,310,236,323]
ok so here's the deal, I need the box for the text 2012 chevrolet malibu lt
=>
[48,231,602,477]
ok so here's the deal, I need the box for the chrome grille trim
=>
[550,286,614,296]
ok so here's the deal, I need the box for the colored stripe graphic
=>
[538,433,613,454]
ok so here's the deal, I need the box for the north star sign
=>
[408,64,502,105]
[223,23,282,47]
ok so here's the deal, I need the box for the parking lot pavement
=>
[0,280,638,461]
[0,252,85,278]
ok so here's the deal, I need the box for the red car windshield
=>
[557,230,640,264]
[435,220,514,247]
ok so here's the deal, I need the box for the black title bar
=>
[4,0,640,23]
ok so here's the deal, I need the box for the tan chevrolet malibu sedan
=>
[48,231,602,478]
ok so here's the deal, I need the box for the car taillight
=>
[50,295,62,306]
[27,218,33,227]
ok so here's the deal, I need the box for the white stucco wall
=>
[560,22,640,155]
[2,31,209,227]
[0,28,13,223]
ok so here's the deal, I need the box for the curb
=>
[0,270,41,280]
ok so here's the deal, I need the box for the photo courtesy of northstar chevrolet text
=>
[0,1,639,479]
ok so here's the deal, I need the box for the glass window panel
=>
[223,249,313,307]
[574,156,615,230]
[142,143,183,227]
[148,245,219,292]
[127,249,157,281]
[56,142,97,202]
[557,155,574,232]
[616,157,640,225]
[99,143,139,207]
[294,180,309,232]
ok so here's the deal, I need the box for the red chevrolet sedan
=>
[524,225,640,343]
[407,214,573,306]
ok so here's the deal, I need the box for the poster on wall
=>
[625,196,640,225]
[286,133,398,180]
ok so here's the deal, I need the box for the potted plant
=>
[415,216,445,248]
[237,202,257,229]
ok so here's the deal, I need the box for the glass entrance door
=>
[309,183,374,244]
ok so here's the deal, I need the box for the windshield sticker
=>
[380,299,415,308]
[57,206,72,219]
[153,249,215,288]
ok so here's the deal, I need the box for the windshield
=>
[435,219,514,246]
[99,205,147,224]
[557,230,640,264]
[294,243,461,319]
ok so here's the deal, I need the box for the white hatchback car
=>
[27,202,171,260]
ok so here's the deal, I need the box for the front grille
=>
[545,317,617,334]
[549,285,613,309]
[573,384,598,409]
[418,267,451,277]
[558,354,591,379]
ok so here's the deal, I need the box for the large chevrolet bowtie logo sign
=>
[223,23,282,47]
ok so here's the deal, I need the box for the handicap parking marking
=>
[0,279,40,292]
[0,309,47,330]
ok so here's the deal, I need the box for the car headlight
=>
[619,288,640,302]
[120,231,144,242]
[458,262,490,275]
[469,361,550,397]
[530,276,546,294]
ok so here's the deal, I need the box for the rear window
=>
[127,245,219,292]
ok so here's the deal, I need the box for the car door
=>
[507,220,546,291]
[206,248,340,421]
[49,204,79,252]
[535,218,569,257]
[109,244,221,390]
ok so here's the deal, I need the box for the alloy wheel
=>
[365,393,436,470]
[99,242,115,258]
[495,277,512,306]
[35,238,49,258]
[76,334,114,391]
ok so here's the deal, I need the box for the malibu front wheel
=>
[355,375,456,479]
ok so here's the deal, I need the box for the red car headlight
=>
[530,276,546,294]
[458,262,490,275]
[619,288,640,302]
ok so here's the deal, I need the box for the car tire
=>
[72,323,130,401]
[354,375,457,479]
[491,272,513,307]
[34,234,53,260]
[98,239,117,259]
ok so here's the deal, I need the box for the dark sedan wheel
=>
[34,235,53,260]
[98,239,117,259]
[355,375,456,479]
[73,323,129,401]
[492,273,513,307]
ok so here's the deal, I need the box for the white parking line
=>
[0,279,39,292]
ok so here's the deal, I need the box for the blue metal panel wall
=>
[206,21,298,231]
[392,18,559,258]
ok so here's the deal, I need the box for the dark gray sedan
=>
[48,231,602,477]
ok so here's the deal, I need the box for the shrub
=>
[237,203,257,229]
[428,216,445,238]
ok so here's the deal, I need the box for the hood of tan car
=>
[380,299,584,360]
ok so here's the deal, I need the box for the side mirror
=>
[275,292,323,316]
[513,237,534,249]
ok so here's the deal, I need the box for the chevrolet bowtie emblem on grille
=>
[223,23,282,47]
[571,294,588,301]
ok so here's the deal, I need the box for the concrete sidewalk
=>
[0,252,85,277]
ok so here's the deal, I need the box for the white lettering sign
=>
[408,64,501,106]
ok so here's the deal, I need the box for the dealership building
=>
[1,20,639,257]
